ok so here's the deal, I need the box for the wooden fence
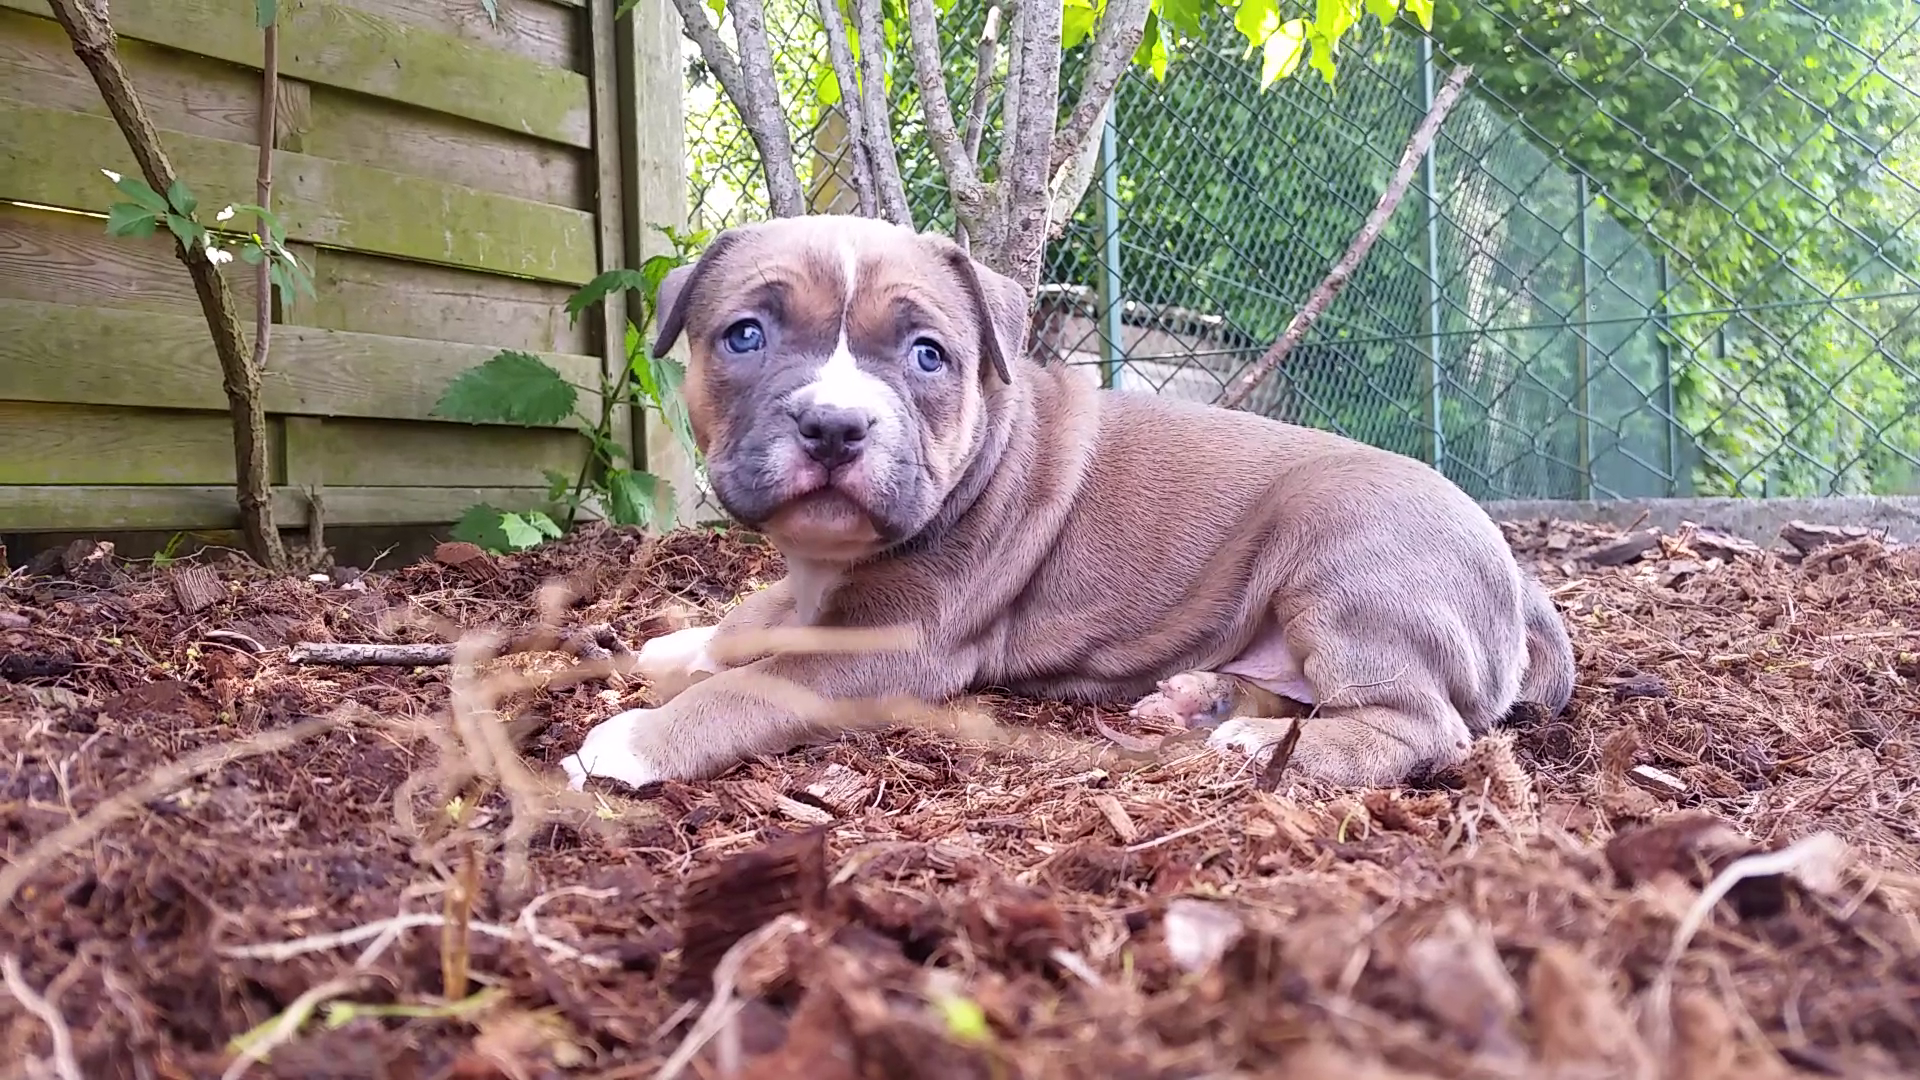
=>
[0,0,692,549]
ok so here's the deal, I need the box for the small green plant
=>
[100,170,315,308]
[432,224,709,554]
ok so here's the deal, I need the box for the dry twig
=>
[1,954,83,1080]
[1219,63,1475,410]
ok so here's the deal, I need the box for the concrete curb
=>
[1482,496,1920,546]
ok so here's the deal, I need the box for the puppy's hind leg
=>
[1207,617,1475,788]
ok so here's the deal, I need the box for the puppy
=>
[561,215,1574,791]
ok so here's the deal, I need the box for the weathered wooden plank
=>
[298,83,590,208]
[0,8,261,144]
[0,101,599,283]
[285,417,589,488]
[0,297,603,424]
[0,484,558,532]
[0,0,591,148]
[587,0,633,474]
[289,248,593,355]
[335,0,582,71]
[623,0,702,524]
[0,202,264,320]
[0,403,272,485]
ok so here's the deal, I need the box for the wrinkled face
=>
[653,216,1023,562]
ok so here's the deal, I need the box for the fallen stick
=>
[288,626,635,668]
[1218,62,1475,411]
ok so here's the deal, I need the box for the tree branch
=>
[254,22,277,428]
[669,0,805,217]
[1218,63,1475,411]
[903,0,986,234]
[993,0,1064,293]
[814,0,878,218]
[961,5,1003,170]
[47,0,284,570]
[1049,0,1150,175]
[852,0,912,224]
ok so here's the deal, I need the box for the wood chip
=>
[1628,764,1687,795]
[1580,529,1663,567]
[1780,520,1883,555]
[169,565,225,617]
[1092,793,1138,844]
[795,763,874,816]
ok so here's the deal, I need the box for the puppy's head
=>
[651,215,1028,562]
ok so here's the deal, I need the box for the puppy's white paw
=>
[560,708,665,791]
[637,625,721,679]
[1205,717,1292,765]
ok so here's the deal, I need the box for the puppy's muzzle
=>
[795,403,876,470]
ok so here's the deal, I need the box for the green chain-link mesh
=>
[682,0,1920,509]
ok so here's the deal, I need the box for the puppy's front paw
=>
[1205,717,1295,766]
[636,625,722,702]
[560,708,666,791]
[1129,670,1240,729]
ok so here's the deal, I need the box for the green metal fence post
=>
[1096,104,1125,390]
[1655,254,1678,495]
[1573,173,1593,500]
[1420,37,1445,472]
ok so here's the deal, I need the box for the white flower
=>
[216,206,235,222]
[101,168,121,183]
[205,247,234,265]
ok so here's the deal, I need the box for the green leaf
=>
[1133,10,1171,81]
[450,504,514,553]
[1157,0,1209,38]
[107,174,168,214]
[164,214,203,248]
[106,203,159,238]
[432,351,580,427]
[544,469,574,501]
[1063,0,1099,49]
[497,513,546,551]
[165,178,197,216]
[478,0,498,27]
[239,243,266,265]
[525,510,565,540]
[640,253,682,304]
[606,469,673,532]
[1403,0,1430,31]
[255,0,278,28]
[1233,0,1279,46]
[1363,0,1397,27]
[565,268,651,326]
[1260,18,1308,87]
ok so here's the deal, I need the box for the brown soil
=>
[2,519,1918,1079]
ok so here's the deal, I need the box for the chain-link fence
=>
[680,0,1920,505]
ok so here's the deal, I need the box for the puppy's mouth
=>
[763,486,883,555]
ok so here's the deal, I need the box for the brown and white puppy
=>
[560,215,1575,792]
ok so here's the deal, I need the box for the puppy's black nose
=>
[795,404,873,468]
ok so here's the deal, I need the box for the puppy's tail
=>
[1510,576,1575,721]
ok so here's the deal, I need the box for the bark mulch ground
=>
[2,518,1918,1079]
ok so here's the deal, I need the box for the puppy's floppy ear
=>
[936,244,1027,386]
[651,228,742,360]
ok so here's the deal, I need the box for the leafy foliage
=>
[99,171,316,308]
[1433,0,1920,495]
[434,225,710,554]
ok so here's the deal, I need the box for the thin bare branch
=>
[1,955,82,1080]
[904,0,986,230]
[252,23,277,391]
[1049,0,1151,174]
[853,0,913,224]
[668,0,805,217]
[1047,95,1110,236]
[961,5,1004,169]
[814,0,878,217]
[1218,64,1475,411]
[46,0,283,569]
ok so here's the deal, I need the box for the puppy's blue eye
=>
[723,319,765,354]
[911,339,946,373]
